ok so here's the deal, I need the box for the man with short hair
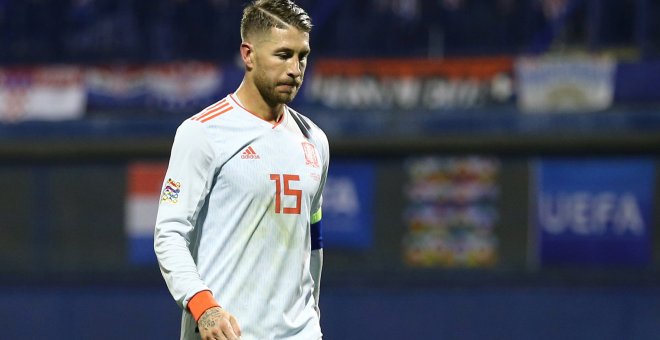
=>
[154,1,327,339]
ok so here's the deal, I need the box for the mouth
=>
[279,78,301,86]
[277,83,298,92]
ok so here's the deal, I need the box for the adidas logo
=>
[241,146,260,159]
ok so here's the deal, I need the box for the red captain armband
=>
[188,290,221,322]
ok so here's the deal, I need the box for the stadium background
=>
[1,0,660,339]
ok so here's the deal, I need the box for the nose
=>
[287,59,302,79]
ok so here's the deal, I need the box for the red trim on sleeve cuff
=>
[188,290,220,322]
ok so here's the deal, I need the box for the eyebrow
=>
[274,47,311,55]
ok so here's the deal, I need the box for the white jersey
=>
[154,94,329,340]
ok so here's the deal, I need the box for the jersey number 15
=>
[270,174,301,215]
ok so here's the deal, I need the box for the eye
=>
[276,52,291,60]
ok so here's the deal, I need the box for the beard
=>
[253,69,301,107]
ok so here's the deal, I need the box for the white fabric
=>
[154,94,329,340]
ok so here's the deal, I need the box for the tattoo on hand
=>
[199,308,222,330]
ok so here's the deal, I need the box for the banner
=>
[146,62,223,112]
[322,161,375,249]
[403,156,500,268]
[534,158,655,266]
[306,57,514,110]
[86,65,147,110]
[86,62,224,115]
[516,56,615,112]
[0,66,85,122]
[125,162,167,264]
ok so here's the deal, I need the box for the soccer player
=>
[153,1,327,339]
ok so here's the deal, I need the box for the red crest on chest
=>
[301,142,319,168]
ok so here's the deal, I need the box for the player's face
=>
[252,26,310,106]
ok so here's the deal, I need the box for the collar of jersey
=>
[229,93,288,129]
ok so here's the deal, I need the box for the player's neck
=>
[235,80,284,123]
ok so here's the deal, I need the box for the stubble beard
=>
[254,70,300,107]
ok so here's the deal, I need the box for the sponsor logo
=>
[241,146,260,159]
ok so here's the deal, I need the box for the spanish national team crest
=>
[301,142,319,168]
[161,178,181,203]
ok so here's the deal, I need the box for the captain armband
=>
[311,209,323,250]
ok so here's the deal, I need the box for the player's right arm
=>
[153,120,240,339]
[154,120,216,313]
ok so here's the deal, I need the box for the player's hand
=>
[198,306,241,340]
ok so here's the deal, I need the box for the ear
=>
[240,42,255,70]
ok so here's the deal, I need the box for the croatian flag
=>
[125,162,167,264]
[0,66,86,122]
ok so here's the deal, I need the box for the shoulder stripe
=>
[190,99,226,120]
[199,106,233,123]
[208,98,227,110]
[201,99,227,114]
[191,100,230,122]
[194,102,230,122]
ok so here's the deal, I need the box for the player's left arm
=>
[310,209,323,317]
[310,127,329,318]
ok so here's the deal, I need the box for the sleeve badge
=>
[161,178,181,203]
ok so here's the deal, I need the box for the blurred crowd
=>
[0,0,657,64]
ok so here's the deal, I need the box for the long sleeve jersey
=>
[154,94,329,340]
